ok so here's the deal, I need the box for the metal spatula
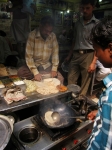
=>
[51,112,85,123]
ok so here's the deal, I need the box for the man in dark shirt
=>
[66,0,98,96]
[6,0,31,59]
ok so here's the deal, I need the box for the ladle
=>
[51,112,85,122]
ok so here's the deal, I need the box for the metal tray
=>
[10,76,26,92]
[0,76,26,93]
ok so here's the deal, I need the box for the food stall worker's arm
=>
[51,34,59,77]
[88,51,98,73]
[87,110,98,120]
[25,32,41,81]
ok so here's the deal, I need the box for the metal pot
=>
[0,115,14,150]
[38,99,77,129]
[67,84,81,98]
[19,126,40,145]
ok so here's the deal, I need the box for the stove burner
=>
[18,127,40,145]
[33,115,81,141]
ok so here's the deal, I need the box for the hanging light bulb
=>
[67,10,69,13]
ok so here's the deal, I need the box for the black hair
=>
[40,16,54,27]
[0,30,6,37]
[91,16,112,50]
[80,0,96,6]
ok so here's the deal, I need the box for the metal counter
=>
[0,91,71,114]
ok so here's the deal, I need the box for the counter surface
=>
[0,91,71,114]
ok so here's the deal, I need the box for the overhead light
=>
[67,10,69,13]
[99,0,102,2]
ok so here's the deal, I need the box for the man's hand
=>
[34,74,42,81]
[88,62,96,73]
[87,110,98,120]
[51,71,57,78]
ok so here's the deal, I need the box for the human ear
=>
[108,43,112,51]
[108,43,112,58]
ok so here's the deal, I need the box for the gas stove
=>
[11,98,97,150]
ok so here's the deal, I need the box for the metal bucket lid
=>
[67,84,81,94]
[0,118,12,150]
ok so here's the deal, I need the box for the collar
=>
[80,15,98,24]
[103,73,112,88]
[35,29,52,40]
[90,15,97,22]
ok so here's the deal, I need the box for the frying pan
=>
[38,98,77,129]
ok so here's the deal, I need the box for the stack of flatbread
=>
[35,78,60,95]
[0,64,8,76]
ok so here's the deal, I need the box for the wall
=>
[31,0,75,37]
[1,1,111,42]
[0,1,75,41]
[0,2,13,41]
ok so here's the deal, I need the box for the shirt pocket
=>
[47,44,53,53]
[83,26,92,41]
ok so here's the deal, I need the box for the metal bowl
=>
[67,84,81,94]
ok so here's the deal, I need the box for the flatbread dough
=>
[45,111,55,126]
[43,78,60,86]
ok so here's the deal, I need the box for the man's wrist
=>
[52,66,58,72]
[91,62,96,65]
[32,68,39,75]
